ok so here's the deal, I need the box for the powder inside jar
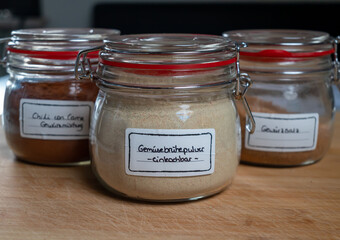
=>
[91,92,239,201]
[3,79,98,165]
[237,96,333,166]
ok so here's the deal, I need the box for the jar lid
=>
[223,29,334,58]
[8,28,120,54]
[104,34,235,53]
[100,34,237,69]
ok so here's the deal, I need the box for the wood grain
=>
[0,114,339,240]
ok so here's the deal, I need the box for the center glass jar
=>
[77,34,254,201]
[2,28,120,165]
[223,29,338,167]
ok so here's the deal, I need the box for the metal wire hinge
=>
[75,45,103,81]
[234,42,256,134]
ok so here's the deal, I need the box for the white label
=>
[125,128,215,177]
[20,99,93,140]
[245,112,319,152]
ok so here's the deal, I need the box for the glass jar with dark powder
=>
[1,28,120,165]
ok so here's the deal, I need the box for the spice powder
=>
[237,96,333,166]
[91,92,239,201]
[3,79,98,164]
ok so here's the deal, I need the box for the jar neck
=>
[7,67,80,82]
[244,68,333,84]
[97,83,236,100]
[96,61,237,89]
[7,52,98,74]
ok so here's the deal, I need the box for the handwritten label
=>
[20,99,93,140]
[245,112,319,152]
[125,128,215,177]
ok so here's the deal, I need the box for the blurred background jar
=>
[76,34,255,201]
[223,29,339,167]
[1,28,120,165]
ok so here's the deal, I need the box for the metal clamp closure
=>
[234,43,256,134]
[0,37,10,67]
[333,37,340,83]
[75,45,103,81]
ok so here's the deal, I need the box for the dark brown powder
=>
[3,79,98,165]
[237,97,333,167]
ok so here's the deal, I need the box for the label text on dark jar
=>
[20,99,93,140]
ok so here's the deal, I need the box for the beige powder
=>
[91,92,239,201]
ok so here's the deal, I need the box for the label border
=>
[21,101,92,137]
[127,132,213,173]
[246,114,318,150]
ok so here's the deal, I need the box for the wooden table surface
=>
[0,115,339,240]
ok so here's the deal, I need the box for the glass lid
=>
[103,34,236,54]
[223,29,331,46]
[8,28,120,52]
[11,28,120,41]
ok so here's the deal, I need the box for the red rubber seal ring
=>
[240,49,335,58]
[99,57,237,70]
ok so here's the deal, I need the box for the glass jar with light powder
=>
[76,34,255,201]
[223,29,339,167]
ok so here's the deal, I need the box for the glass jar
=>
[223,29,338,167]
[76,34,254,201]
[1,28,120,165]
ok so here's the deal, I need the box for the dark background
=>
[1,1,339,36]
[1,0,40,18]
[93,2,340,36]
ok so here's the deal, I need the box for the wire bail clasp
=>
[75,45,103,81]
[333,37,340,83]
[234,42,256,134]
[0,37,10,67]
